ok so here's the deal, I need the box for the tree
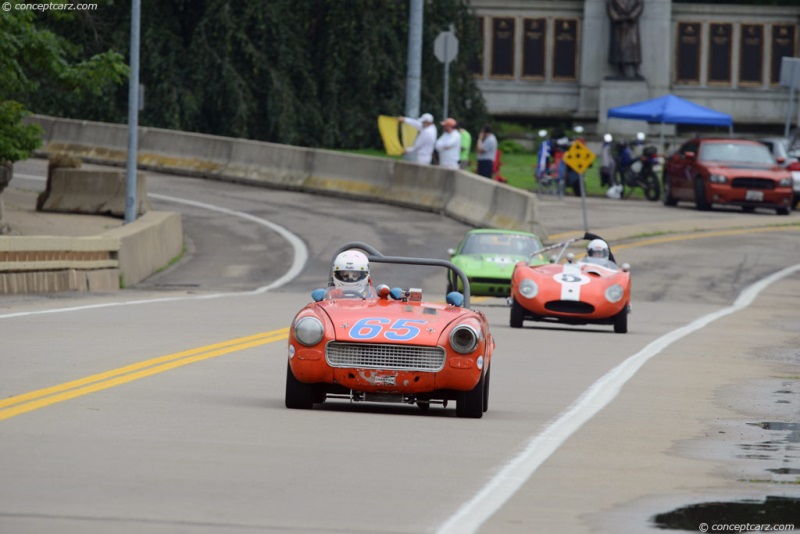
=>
[0,2,127,231]
[23,0,487,150]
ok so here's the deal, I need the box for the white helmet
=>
[586,239,610,261]
[332,250,370,293]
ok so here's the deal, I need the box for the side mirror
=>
[447,248,456,257]
[311,288,326,302]
[685,151,696,160]
[621,263,631,273]
[777,156,786,164]
[566,252,575,263]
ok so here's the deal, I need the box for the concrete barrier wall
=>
[30,116,548,238]
[104,211,183,288]
[41,169,152,217]
[0,210,182,293]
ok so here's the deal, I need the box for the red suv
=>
[663,138,794,215]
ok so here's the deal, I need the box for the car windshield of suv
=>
[700,142,774,165]
[460,233,542,257]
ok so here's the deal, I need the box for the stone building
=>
[468,0,800,135]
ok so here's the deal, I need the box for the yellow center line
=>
[0,328,289,421]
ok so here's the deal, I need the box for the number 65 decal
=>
[349,318,427,340]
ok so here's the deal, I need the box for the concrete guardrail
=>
[29,115,547,236]
[5,115,546,294]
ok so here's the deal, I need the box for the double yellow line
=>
[0,328,289,421]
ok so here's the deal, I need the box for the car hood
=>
[454,253,530,275]
[315,298,469,344]
[704,162,790,178]
[518,261,625,283]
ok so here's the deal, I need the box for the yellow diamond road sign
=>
[563,140,596,174]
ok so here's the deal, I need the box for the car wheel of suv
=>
[694,177,710,211]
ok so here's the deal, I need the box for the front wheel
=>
[456,371,485,419]
[285,362,316,409]
[641,170,660,201]
[613,305,629,334]
[510,298,525,328]
[694,177,711,211]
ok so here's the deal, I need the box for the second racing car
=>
[509,233,631,333]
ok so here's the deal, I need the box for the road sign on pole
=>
[563,140,596,234]
[434,29,458,120]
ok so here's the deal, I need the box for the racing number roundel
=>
[349,318,427,341]
[553,272,590,285]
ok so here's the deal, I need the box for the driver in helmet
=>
[331,249,372,298]
[582,239,617,269]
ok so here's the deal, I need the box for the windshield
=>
[699,142,775,165]
[460,233,543,257]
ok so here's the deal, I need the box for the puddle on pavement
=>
[651,496,800,530]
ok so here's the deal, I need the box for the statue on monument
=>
[607,0,644,79]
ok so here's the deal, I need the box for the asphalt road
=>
[1,159,799,533]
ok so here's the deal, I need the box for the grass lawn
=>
[339,147,655,200]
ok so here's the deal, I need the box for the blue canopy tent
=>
[607,94,733,150]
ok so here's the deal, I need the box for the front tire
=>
[456,371,485,419]
[285,362,315,409]
[482,366,491,413]
[694,177,710,211]
[510,298,525,328]
[613,305,629,334]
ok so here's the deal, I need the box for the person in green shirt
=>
[457,121,472,170]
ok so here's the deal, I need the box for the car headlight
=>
[605,284,624,303]
[709,174,727,184]
[778,177,793,188]
[450,324,479,354]
[519,279,538,298]
[294,316,324,346]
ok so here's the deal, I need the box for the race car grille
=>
[544,300,595,314]
[326,342,446,372]
[731,178,775,190]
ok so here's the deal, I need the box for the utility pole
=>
[405,0,423,120]
[125,0,141,224]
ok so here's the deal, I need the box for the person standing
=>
[435,118,462,169]
[476,124,498,179]
[398,113,437,165]
[457,121,472,170]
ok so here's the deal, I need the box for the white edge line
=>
[436,262,800,534]
[0,186,308,320]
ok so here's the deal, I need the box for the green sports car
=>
[447,229,548,297]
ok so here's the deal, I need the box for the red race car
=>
[286,242,495,418]
[509,233,631,333]
[662,138,794,215]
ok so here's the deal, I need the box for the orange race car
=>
[286,242,495,418]
[509,233,631,333]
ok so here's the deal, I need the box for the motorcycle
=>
[614,139,661,201]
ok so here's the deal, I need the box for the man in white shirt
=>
[398,113,437,165]
[435,118,462,169]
